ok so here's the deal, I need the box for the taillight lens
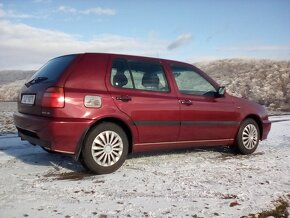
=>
[41,87,65,108]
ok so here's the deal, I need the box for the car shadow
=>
[127,145,234,159]
[1,136,237,175]
[0,136,84,172]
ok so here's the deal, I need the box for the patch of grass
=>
[217,151,265,161]
[221,194,238,199]
[230,201,241,207]
[244,197,289,218]
[44,171,93,181]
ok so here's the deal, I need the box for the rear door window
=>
[111,59,169,92]
[29,55,77,83]
[110,59,134,89]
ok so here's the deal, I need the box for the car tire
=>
[234,119,260,155]
[81,122,129,174]
[79,157,91,171]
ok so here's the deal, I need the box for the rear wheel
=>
[81,122,128,174]
[233,119,260,154]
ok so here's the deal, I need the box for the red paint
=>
[13,53,271,156]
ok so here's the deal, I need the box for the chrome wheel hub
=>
[242,124,258,150]
[104,145,112,153]
[91,131,123,167]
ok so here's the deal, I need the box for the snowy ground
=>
[0,112,289,217]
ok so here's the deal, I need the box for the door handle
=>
[180,99,192,105]
[115,96,132,102]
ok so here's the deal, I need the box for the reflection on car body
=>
[14,53,271,174]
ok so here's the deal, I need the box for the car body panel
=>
[162,60,241,143]
[177,94,240,142]
[230,95,271,140]
[106,55,180,144]
[13,53,271,157]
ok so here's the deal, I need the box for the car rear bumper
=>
[14,112,92,154]
[261,120,271,140]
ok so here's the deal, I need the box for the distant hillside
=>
[0,79,27,101]
[196,59,290,112]
[0,70,34,102]
[0,70,34,85]
[0,59,289,111]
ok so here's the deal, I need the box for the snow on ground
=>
[0,115,289,217]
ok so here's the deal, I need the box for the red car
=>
[14,53,271,174]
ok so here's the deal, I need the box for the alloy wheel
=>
[242,124,258,150]
[91,131,123,167]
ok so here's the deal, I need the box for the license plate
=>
[21,94,35,105]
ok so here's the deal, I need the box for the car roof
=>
[55,52,193,67]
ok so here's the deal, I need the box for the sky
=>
[0,0,289,70]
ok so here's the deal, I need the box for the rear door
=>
[169,64,239,143]
[106,56,180,144]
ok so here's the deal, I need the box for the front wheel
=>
[233,119,260,154]
[81,122,129,174]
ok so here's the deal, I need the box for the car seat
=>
[142,72,160,90]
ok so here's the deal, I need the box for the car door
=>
[168,63,240,144]
[106,57,180,144]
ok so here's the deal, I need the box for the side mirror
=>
[217,86,226,97]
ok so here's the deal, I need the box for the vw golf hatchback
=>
[14,53,271,174]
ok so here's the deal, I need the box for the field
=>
[0,105,289,217]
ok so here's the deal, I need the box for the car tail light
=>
[41,87,65,108]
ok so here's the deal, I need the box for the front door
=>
[169,64,239,144]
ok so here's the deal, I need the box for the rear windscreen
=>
[29,55,77,83]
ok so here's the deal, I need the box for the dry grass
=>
[243,197,289,218]
[43,171,93,181]
[0,79,25,101]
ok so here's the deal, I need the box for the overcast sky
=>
[0,0,289,70]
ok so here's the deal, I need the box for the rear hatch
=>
[18,54,78,116]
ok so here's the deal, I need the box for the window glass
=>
[30,55,76,83]
[170,65,216,96]
[111,59,169,92]
[128,60,168,92]
[111,59,133,88]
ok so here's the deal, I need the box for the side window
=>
[111,59,169,92]
[170,65,216,96]
[111,59,133,89]
[128,60,169,92]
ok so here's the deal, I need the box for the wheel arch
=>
[74,117,133,160]
[242,114,263,140]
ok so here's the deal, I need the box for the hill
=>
[196,59,290,111]
[0,70,34,102]
[0,70,35,85]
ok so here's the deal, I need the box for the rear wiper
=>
[25,77,48,87]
